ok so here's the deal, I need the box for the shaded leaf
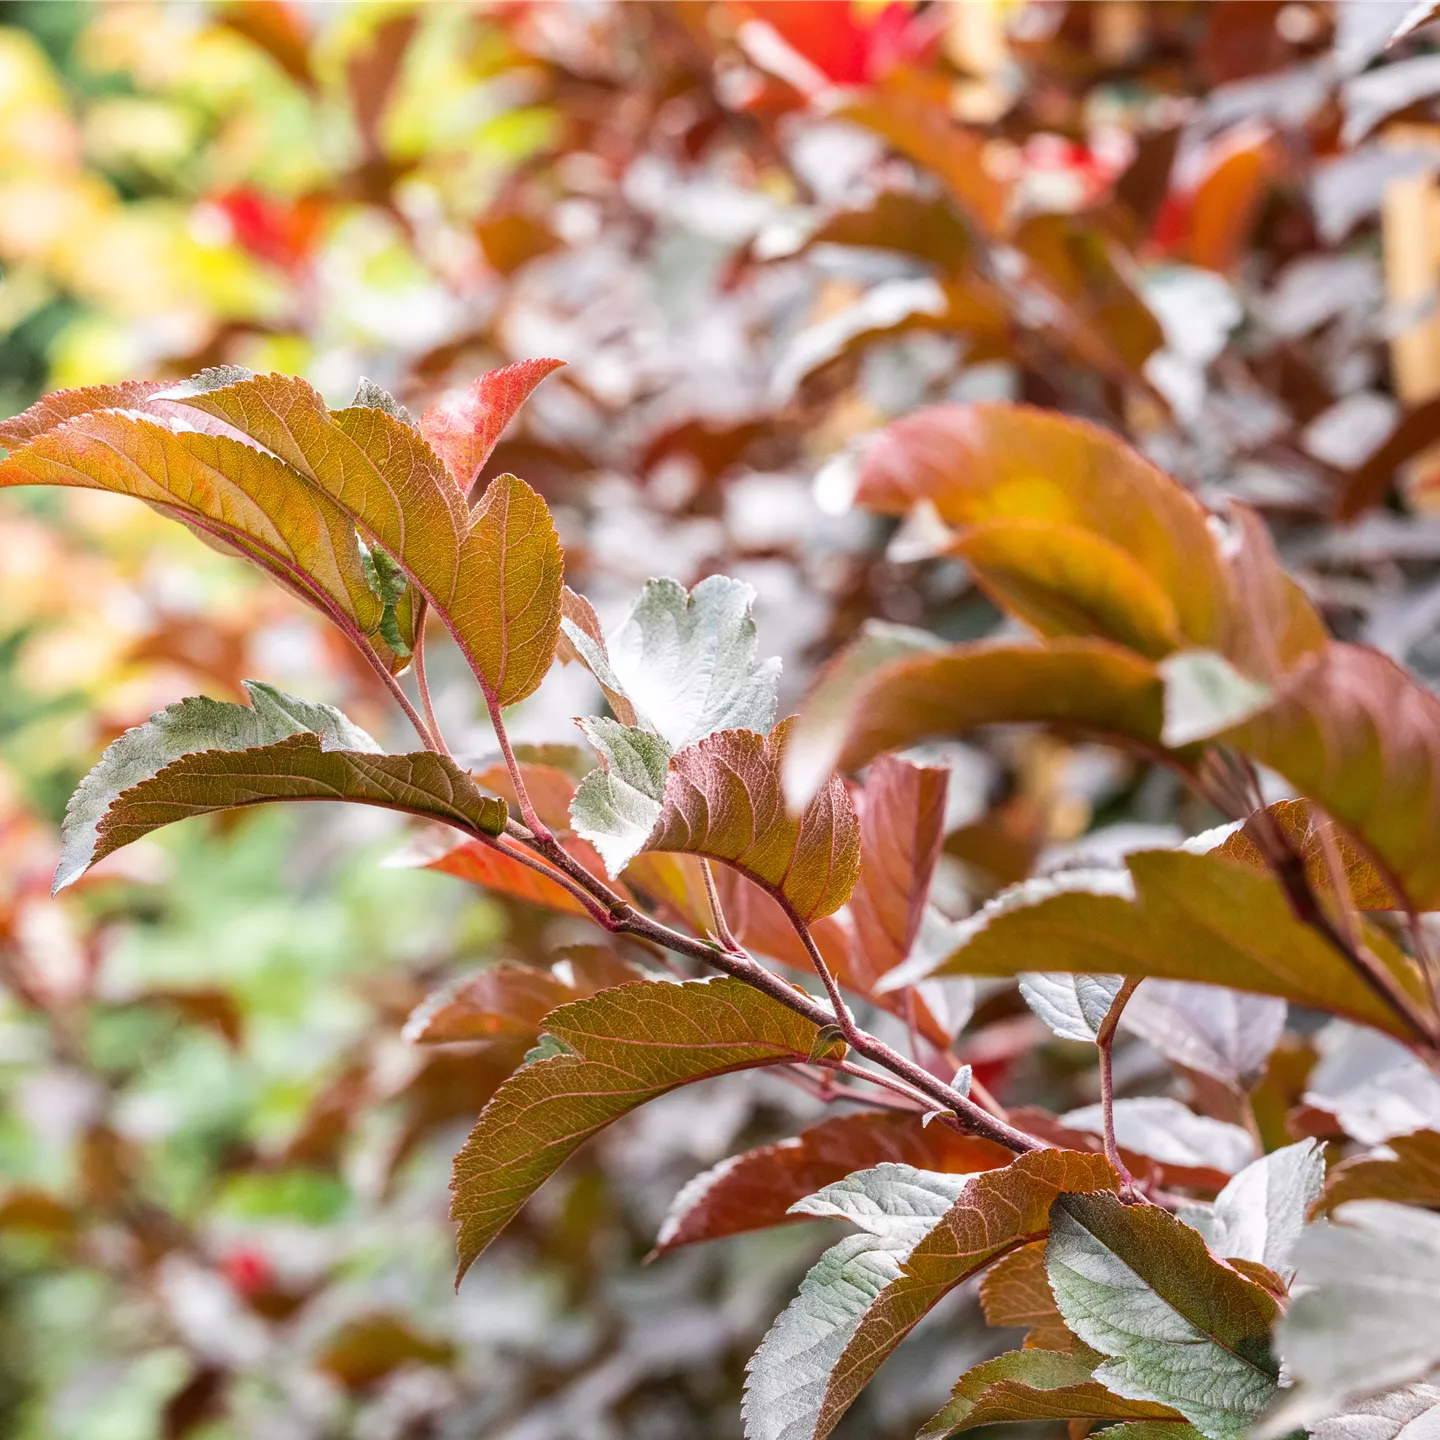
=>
[742,1150,1119,1440]
[1120,981,1288,1090]
[1202,643,1440,911]
[418,358,565,493]
[646,719,860,922]
[786,637,1169,808]
[1062,1098,1255,1176]
[848,756,947,984]
[651,1110,1010,1257]
[979,1241,1076,1351]
[563,576,781,750]
[1319,1128,1440,1212]
[315,1311,453,1391]
[1047,1192,1280,1440]
[1178,1140,1325,1280]
[1019,973,1124,1043]
[165,373,563,707]
[1311,1383,1440,1440]
[895,847,1428,1041]
[918,1346,1187,1439]
[1279,1202,1440,1421]
[451,978,821,1281]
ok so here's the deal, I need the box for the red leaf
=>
[419,359,566,492]
[652,1110,1010,1256]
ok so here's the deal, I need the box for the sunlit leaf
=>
[1177,1140,1324,1281]
[1047,1192,1280,1440]
[917,1346,1187,1439]
[1121,981,1288,1090]
[569,718,670,876]
[418,358,565,493]
[1019,972,1124,1042]
[651,1111,1010,1257]
[0,380,172,445]
[451,977,821,1281]
[1311,1383,1440,1440]
[742,1150,1119,1440]
[1062,1098,1254,1176]
[646,719,860,922]
[164,373,563,707]
[59,682,506,893]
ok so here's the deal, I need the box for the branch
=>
[1094,976,1141,1200]
[483,688,553,844]
[410,597,452,759]
[701,859,743,953]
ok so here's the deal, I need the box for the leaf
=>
[1160,650,1273,747]
[403,952,647,1044]
[1046,1192,1280,1440]
[1019,973,1125,1043]
[555,585,637,723]
[59,682,375,892]
[1319,1129,1440,1213]
[1311,1383,1440,1440]
[451,977,821,1281]
[742,1149,1119,1440]
[0,380,171,445]
[164,373,563,707]
[0,408,385,649]
[418,358,565,493]
[62,686,507,891]
[895,846,1428,1041]
[852,404,1324,673]
[1199,643,1440,911]
[979,1241,1077,1351]
[1061,1098,1255,1176]
[1304,1022,1440,1145]
[568,718,670,876]
[1120,981,1288,1090]
[786,636,1169,808]
[918,1346,1188,1439]
[646,719,860,923]
[1178,1141,1325,1280]
[564,576,781,751]
[1279,1202,1440,1420]
[950,520,1184,660]
[848,756,947,985]
[651,1110,1010,1257]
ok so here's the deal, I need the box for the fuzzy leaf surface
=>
[1047,1192,1280,1440]
[166,373,562,706]
[1311,1384,1440,1440]
[451,978,820,1281]
[1062,1098,1254,1176]
[1177,1141,1324,1280]
[1120,981,1287,1090]
[918,1346,1189,1439]
[1019,972,1125,1042]
[418,358,564,491]
[743,1149,1119,1440]
[568,718,670,876]
[652,1111,1010,1257]
[646,719,860,922]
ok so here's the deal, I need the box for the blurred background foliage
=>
[4,1,1440,1436]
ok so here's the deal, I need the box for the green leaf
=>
[645,718,861,922]
[785,636,1168,808]
[0,407,385,649]
[918,1346,1188,1439]
[351,376,414,425]
[742,1149,1119,1440]
[568,717,670,876]
[1177,1140,1324,1281]
[1019,972,1124,1042]
[164,372,563,707]
[450,977,821,1282]
[1278,1201,1440,1423]
[57,682,505,892]
[563,575,781,750]
[889,845,1428,1041]
[1046,1193,1280,1440]
[1160,650,1273,747]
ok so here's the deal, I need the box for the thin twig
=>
[1095,976,1142,1200]
[410,597,451,759]
[701,859,743,953]
[484,689,553,843]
